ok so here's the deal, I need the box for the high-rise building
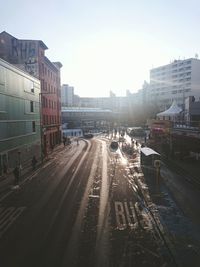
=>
[0,31,62,155]
[61,84,74,106]
[148,58,200,111]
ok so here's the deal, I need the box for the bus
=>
[127,127,145,137]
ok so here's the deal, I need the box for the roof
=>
[0,31,48,50]
[62,107,112,113]
[141,147,160,156]
[157,101,182,117]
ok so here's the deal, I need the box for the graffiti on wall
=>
[11,38,38,77]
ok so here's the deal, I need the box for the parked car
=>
[83,133,94,139]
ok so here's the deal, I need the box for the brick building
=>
[0,31,62,155]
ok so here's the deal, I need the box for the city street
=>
[0,135,200,267]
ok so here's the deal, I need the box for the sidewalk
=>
[162,155,200,189]
[0,144,65,193]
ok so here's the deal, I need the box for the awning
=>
[141,147,160,156]
[157,101,182,117]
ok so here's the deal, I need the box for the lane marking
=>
[0,206,26,238]
[95,141,110,267]
[62,143,99,266]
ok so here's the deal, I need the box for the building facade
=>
[149,58,200,111]
[62,107,113,131]
[0,58,41,176]
[61,84,74,106]
[0,31,62,155]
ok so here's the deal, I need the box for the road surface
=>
[0,136,197,266]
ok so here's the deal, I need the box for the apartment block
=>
[61,84,74,106]
[149,58,200,111]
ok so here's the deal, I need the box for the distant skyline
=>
[1,0,200,97]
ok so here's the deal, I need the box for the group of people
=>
[63,136,72,146]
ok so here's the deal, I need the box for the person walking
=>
[13,165,20,188]
[32,156,37,170]
[76,138,79,145]
[63,136,66,146]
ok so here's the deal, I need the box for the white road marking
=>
[115,201,127,230]
[62,144,99,266]
[114,201,139,230]
[95,141,110,267]
[0,206,26,238]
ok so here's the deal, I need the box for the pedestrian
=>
[3,162,8,175]
[13,165,20,186]
[32,156,37,170]
[63,136,66,146]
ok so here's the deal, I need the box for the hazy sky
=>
[1,0,200,97]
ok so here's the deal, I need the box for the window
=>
[41,63,44,75]
[32,121,36,132]
[30,101,34,112]
[24,79,34,93]
[184,89,191,92]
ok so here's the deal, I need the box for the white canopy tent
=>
[141,147,160,156]
[157,101,182,119]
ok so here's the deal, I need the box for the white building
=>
[149,58,200,111]
[61,84,74,106]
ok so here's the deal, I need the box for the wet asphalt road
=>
[0,136,199,267]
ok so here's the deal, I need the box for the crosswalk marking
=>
[0,206,26,238]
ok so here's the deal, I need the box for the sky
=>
[1,0,200,97]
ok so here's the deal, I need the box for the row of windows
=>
[41,79,57,93]
[150,88,191,97]
[151,66,192,77]
[43,115,59,125]
[172,60,191,68]
[40,63,58,83]
[0,65,39,96]
[42,97,57,109]
[64,112,111,117]
[0,121,36,140]
[151,60,192,73]
[151,77,191,86]
[172,72,191,78]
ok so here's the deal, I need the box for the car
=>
[83,133,94,139]
[110,141,119,151]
